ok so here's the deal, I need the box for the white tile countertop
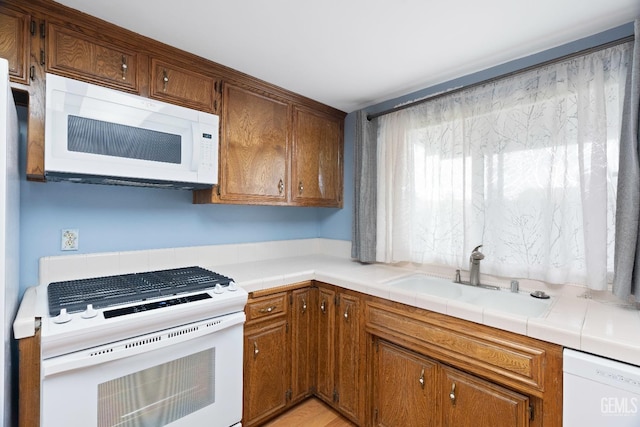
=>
[13,238,640,367]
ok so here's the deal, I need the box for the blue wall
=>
[17,21,633,294]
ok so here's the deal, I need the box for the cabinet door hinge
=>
[39,20,46,38]
[286,321,289,334]
[529,404,534,421]
[30,20,36,36]
[374,408,378,423]
[40,49,45,66]
[289,293,293,306]
[335,295,339,307]
[333,389,339,403]
[286,389,292,401]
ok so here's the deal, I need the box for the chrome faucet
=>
[453,245,499,290]
[469,245,484,286]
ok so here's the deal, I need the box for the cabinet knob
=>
[449,382,456,404]
[302,298,307,313]
[253,341,259,357]
[121,56,128,80]
[278,179,284,195]
[259,306,275,313]
[298,181,304,195]
[419,367,425,389]
[343,306,349,320]
[320,299,326,314]
[162,69,169,91]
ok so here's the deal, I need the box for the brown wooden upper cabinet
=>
[196,82,344,207]
[47,22,139,93]
[292,106,343,207]
[218,83,290,205]
[150,58,220,114]
[0,5,31,85]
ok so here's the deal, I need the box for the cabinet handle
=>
[419,368,425,389]
[343,305,349,320]
[121,56,128,80]
[320,299,326,314]
[449,382,456,404]
[253,341,259,357]
[29,66,35,81]
[259,306,276,313]
[301,298,307,313]
[278,179,284,194]
[162,69,169,91]
[298,181,304,195]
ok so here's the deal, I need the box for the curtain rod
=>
[367,35,635,121]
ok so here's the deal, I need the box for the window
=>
[376,43,631,290]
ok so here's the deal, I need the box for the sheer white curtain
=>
[377,43,631,289]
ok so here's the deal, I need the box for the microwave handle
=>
[191,123,201,171]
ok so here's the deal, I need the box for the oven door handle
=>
[42,311,245,377]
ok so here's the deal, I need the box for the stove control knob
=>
[213,283,224,294]
[227,281,238,292]
[81,304,98,319]
[53,308,72,324]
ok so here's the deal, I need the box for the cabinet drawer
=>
[246,293,287,323]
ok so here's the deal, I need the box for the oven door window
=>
[98,348,215,427]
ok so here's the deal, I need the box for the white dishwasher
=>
[563,348,640,426]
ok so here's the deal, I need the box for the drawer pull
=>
[278,179,284,194]
[259,306,276,314]
[419,368,425,389]
[449,382,456,404]
[302,298,307,313]
[253,341,259,357]
[321,299,326,314]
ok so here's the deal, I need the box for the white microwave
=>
[45,73,219,190]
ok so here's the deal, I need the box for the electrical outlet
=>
[61,229,79,251]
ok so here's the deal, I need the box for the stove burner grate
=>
[47,266,232,316]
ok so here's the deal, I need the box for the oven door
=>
[40,312,244,427]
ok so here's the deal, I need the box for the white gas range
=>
[33,266,248,427]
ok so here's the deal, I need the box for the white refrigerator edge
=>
[0,57,20,427]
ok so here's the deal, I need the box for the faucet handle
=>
[470,245,484,260]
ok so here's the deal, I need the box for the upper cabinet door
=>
[219,83,290,204]
[291,106,343,207]
[150,58,219,113]
[47,22,139,92]
[0,5,30,84]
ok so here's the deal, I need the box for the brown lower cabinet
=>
[241,281,563,427]
[440,365,530,427]
[371,338,530,427]
[372,339,438,427]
